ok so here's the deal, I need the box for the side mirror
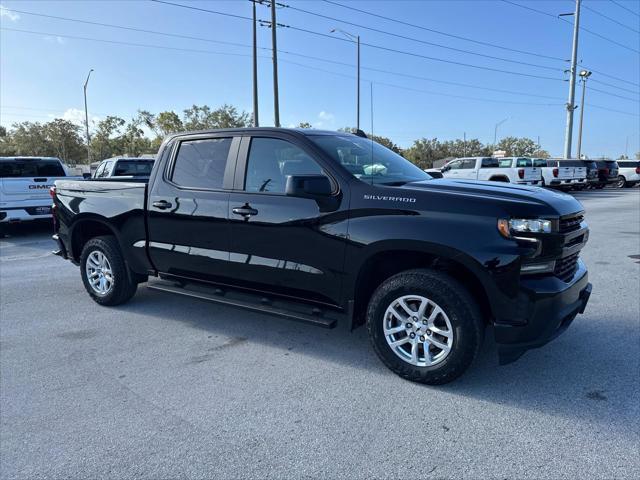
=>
[441,165,450,172]
[285,175,333,198]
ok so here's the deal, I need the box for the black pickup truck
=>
[52,128,592,384]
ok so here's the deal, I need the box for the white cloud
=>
[43,35,66,45]
[47,108,100,127]
[0,5,20,22]
[315,111,335,128]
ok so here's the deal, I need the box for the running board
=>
[147,279,338,329]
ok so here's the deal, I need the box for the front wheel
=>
[80,235,138,306]
[366,269,484,385]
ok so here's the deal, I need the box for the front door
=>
[147,134,239,283]
[226,135,348,306]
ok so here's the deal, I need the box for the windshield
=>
[309,135,431,185]
[0,158,65,178]
[113,160,154,176]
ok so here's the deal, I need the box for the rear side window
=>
[618,161,639,168]
[546,160,558,167]
[515,158,532,167]
[114,160,153,176]
[533,159,547,167]
[498,159,513,168]
[481,158,499,168]
[0,158,65,178]
[171,138,232,189]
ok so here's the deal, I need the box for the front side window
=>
[99,161,114,178]
[171,138,232,189]
[309,135,430,185]
[461,159,476,169]
[245,137,322,194]
[498,159,513,168]
[516,158,532,167]
[93,163,106,178]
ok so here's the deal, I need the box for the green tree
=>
[4,121,50,157]
[404,138,448,169]
[496,137,539,157]
[297,122,313,128]
[156,111,184,136]
[43,119,85,163]
[90,116,126,161]
[183,104,250,130]
[337,127,402,155]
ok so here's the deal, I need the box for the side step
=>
[147,279,338,329]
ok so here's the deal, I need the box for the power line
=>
[9,4,637,94]
[501,0,640,54]
[321,0,566,62]
[589,79,639,96]
[3,7,257,51]
[610,0,640,18]
[283,2,564,72]
[154,0,564,81]
[577,65,640,88]
[588,86,639,102]
[150,0,252,22]
[582,3,640,34]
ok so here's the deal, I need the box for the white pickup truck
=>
[440,156,542,185]
[0,156,81,228]
[541,159,588,190]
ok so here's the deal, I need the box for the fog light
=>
[521,261,555,274]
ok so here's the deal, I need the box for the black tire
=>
[366,268,484,385]
[80,235,138,306]
[616,176,626,188]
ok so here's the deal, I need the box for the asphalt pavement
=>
[1,188,639,479]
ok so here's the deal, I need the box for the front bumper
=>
[494,261,591,364]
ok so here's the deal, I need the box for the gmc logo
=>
[29,185,53,190]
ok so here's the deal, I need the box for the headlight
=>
[498,218,551,238]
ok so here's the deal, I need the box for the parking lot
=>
[1,188,638,479]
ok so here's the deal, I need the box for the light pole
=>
[252,0,259,127]
[576,69,592,160]
[83,68,94,164]
[331,28,360,131]
[494,117,508,145]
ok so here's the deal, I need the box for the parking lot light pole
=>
[494,117,508,145]
[83,69,94,164]
[576,69,592,160]
[331,28,360,131]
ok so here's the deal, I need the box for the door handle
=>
[152,200,173,210]
[232,205,258,217]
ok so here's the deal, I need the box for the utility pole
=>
[562,0,582,159]
[356,34,360,131]
[252,0,259,127]
[576,69,591,159]
[83,68,94,164]
[270,0,280,127]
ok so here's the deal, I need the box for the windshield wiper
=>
[379,180,409,186]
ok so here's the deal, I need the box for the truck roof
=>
[0,156,62,161]
[165,127,357,140]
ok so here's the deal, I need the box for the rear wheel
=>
[366,269,484,385]
[80,235,138,306]
[616,176,626,188]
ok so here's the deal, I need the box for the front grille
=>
[555,252,580,282]
[559,212,584,233]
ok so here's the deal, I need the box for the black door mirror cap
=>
[285,175,333,198]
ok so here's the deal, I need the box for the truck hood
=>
[399,178,583,217]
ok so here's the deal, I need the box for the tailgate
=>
[523,167,541,181]
[0,177,58,203]
[573,167,586,178]
[557,167,573,180]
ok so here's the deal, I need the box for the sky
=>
[1,0,639,158]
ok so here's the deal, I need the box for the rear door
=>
[225,134,347,306]
[146,134,239,282]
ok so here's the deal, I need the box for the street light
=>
[83,69,94,164]
[576,69,592,160]
[330,28,360,131]
[494,117,508,145]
